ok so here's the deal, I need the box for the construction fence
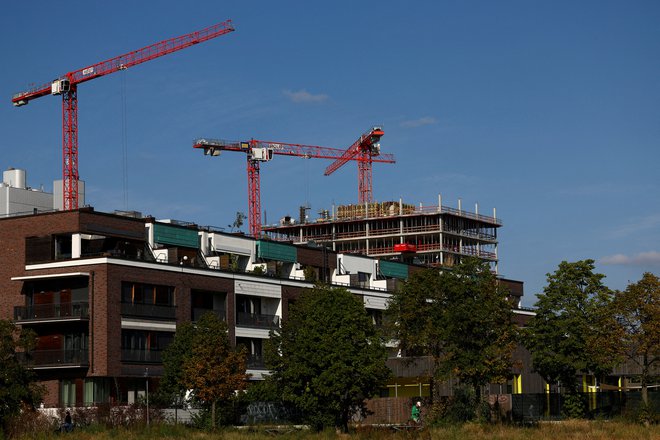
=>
[509,391,659,422]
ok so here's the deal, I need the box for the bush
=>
[562,393,586,419]
[4,405,56,439]
[447,385,479,423]
[634,403,659,426]
[427,385,488,425]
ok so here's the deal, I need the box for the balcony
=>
[18,348,89,368]
[247,353,266,369]
[121,349,163,363]
[236,312,279,330]
[14,301,89,322]
[386,356,434,378]
[121,303,176,320]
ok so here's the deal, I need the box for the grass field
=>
[12,420,658,440]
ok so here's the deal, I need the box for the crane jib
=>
[11,20,234,105]
[10,19,235,211]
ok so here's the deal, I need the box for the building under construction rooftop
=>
[263,195,501,273]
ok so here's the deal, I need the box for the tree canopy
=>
[525,260,618,394]
[160,312,248,428]
[387,258,518,400]
[612,272,660,407]
[154,319,196,408]
[265,285,390,432]
[0,320,44,435]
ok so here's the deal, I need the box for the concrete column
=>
[72,233,82,258]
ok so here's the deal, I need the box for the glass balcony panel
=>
[120,303,176,320]
[192,308,226,322]
[120,349,163,363]
[18,349,89,367]
[247,353,265,369]
[236,312,279,329]
[13,301,89,321]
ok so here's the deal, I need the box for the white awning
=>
[11,272,90,281]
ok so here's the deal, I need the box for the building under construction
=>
[262,194,501,273]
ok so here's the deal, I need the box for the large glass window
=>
[236,337,265,368]
[121,282,174,307]
[121,329,174,362]
[84,378,110,406]
[25,277,88,306]
[191,289,226,321]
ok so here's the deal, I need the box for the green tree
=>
[265,285,390,432]
[525,260,618,416]
[612,272,660,409]
[0,320,44,436]
[154,321,195,408]
[160,313,248,429]
[387,258,518,404]
[230,211,246,232]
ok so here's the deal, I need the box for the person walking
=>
[411,401,422,424]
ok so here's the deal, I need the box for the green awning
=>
[257,240,297,263]
[153,224,199,248]
[379,260,408,279]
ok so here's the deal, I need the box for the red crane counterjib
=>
[323,126,385,175]
[12,20,234,105]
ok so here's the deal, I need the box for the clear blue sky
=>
[2,1,659,306]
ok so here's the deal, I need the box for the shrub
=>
[5,404,56,439]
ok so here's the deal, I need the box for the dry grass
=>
[433,420,659,440]
[9,420,659,440]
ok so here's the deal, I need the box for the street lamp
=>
[144,367,149,426]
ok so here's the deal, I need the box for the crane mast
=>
[12,20,235,210]
[193,133,395,237]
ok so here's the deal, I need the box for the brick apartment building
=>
[0,208,389,406]
[0,205,541,408]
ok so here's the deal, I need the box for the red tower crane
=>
[11,20,235,211]
[324,126,385,204]
[193,135,395,237]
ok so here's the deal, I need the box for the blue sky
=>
[2,1,659,306]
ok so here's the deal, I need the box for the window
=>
[61,379,76,407]
[191,289,226,321]
[121,282,174,307]
[121,330,174,363]
[84,378,110,406]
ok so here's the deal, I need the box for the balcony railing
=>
[14,301,89,322]
[386,356,434,378]
[247,353,266,369]
[121,303,176,320]
[192,308,226,322]
[18,348,89,368]
[236,312,279,330]
[121,348,163,363]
